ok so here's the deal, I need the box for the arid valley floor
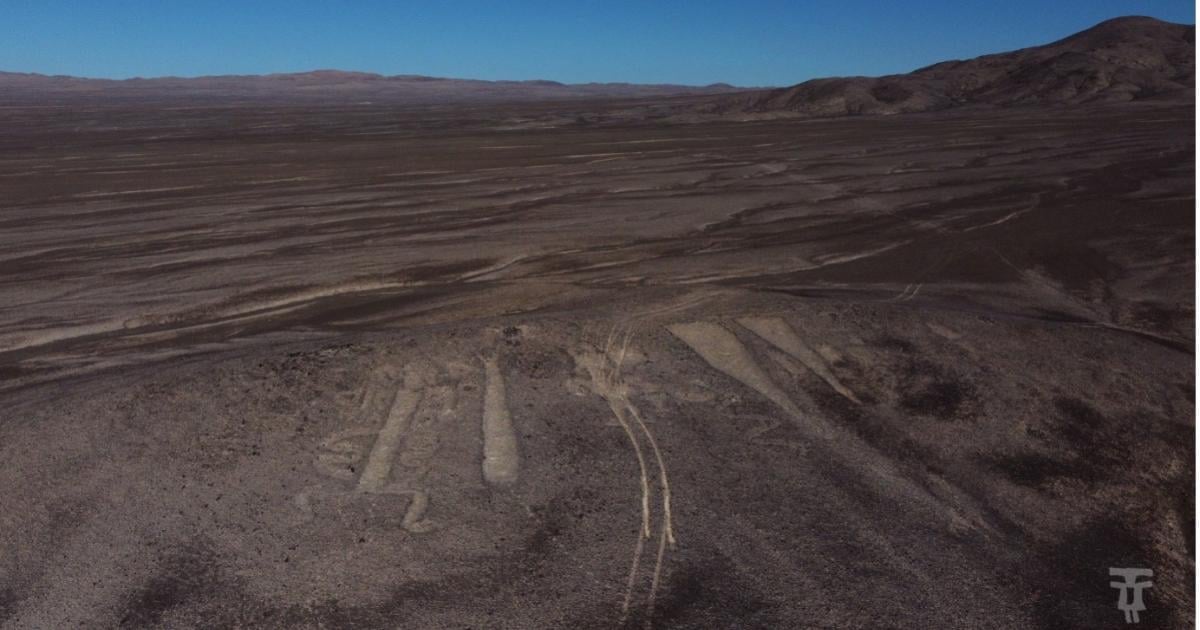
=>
[0,100,1194,628]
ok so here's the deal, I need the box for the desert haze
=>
[0,15,1194,630]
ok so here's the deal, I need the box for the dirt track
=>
[0,101,1193,628]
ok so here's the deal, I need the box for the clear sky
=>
[4,0,1194,86]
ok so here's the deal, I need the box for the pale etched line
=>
[961,191,1042,233]
[891,283,914,301]
[742,410,806,450]
[625,402,675,546]
[577,321,682,625]
[460,254,531,282]
[576,337,651,536]
[600,330,653,539]
[804,241,908,268]
[644,522,671,629]
[603,321,621,359]
[606,398,653,622]
[606,397,653,538]
[481,355,520,486]
[360,482,434,533]
[357,365,401,419]
[358,386,422,492]
[621,498,649,620]
[605,328,676,626]
[905,283,923,301]
[625,400,675,629]
[667,321,809,423]
[626,290,723,321]
[399,491,431,532]
[293,485,321,523]
[314,427,378,480]
[571,337,653,622]
[609,323,637,382]
[737,317,861,404]
[737,327,993,536]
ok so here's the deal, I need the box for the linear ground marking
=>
[352,369,438,533]
[622,518,649,618]
[625,402,675,546]
[742,412,807,451]
[645,521,671,629]
[481,355,520,486]
[357,364,401,417]
[314,427,379,480]
[667,321,807,422]
[737,317,861,404]
[358,385,422,493]
[749,326,995,536]
[625,399,676,630]
[573,340,652,538]
[577,321,679,627]
[610,324,637,382]
[572,328,659,623]
[385,488,432,533]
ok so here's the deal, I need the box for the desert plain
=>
[0,94,1193,629]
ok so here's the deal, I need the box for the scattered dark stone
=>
[900,378,972,421]
[647,553,775,629]
[0,587,18,624]
[875,336,916,353]
[987,452,1100,487]
[1028,516,1166,629]
[1052,396,1106,447]
[118,544,224,628]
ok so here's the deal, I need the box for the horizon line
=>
[0,67,763,89]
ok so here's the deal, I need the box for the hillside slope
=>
[715,16,1194,117]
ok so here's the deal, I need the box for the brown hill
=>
[711,16,1194,117]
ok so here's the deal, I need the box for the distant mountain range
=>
[1,16,1192,113]
[0,68,746,105]
[706,16,1193,117]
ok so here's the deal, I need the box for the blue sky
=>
[3,0,1193,86]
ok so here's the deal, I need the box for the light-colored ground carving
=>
[891,283,923,301]
[357,373,423,493]
[741,410,807,451]
[571,324,676,628]
[670,318,992,536]
[307,364,439,533]
[481,354,520,485]
[666,321,807,422]
[352,364,403,422]
[313,426,378,481]
[737,316,861,404]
